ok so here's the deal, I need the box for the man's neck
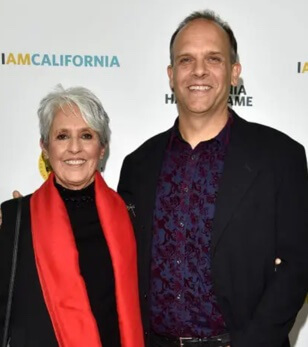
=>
[178,109,229,149]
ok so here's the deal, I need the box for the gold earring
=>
[42,151,52,173]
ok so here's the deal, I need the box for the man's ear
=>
[167,64,174,91]
[231,62,242,86]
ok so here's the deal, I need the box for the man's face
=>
[168,19,241,119]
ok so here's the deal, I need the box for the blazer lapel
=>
[136,129,172,231]
[211,114,259,256]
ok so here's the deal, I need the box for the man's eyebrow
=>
[207,51,223,55]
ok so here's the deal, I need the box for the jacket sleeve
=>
[0,199,18,343]
[234,144,308,347]
[117,155,135,208]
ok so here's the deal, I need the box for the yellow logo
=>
[297,62,308,73]
[38,152,52,180]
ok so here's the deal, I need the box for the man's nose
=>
[192,59,209,77]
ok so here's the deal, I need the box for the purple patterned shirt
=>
[150,117,232,337]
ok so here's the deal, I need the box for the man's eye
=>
[56,134,68,140]
[208,56,221,63]
[179,57,192,64]
[82,133,93,140]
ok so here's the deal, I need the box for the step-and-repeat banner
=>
[0,0,307,344]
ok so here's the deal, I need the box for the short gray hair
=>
[38,85,110,147]
[169,10,238,65]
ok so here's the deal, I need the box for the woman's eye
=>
[56,134,68,140]
[82,133,93,140]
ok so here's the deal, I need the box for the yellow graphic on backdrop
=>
[302,62,308,73]
[297,62,308,73]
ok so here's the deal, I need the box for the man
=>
[117,10,308,347]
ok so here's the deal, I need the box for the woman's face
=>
[41,104,105,190]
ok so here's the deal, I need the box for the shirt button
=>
[191,154,196,160]
[144,293,147,299]
[183,187,189,193]
[179,221,184,228]
[176,259,181,265]
[176,293,181,300]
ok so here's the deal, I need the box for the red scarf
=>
[30,172,144,347]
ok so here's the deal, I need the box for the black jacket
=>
[118,111,308,347]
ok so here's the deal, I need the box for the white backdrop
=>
[0,0,307,345]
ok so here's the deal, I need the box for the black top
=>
[56,182,121,347]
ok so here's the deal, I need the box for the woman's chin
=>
[55,174,95,190]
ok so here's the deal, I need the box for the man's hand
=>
[12,190,22,198]
[0,190,23,228]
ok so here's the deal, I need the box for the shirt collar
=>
[169,110,233,149]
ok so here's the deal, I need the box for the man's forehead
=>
[173,19,230,51]
[177,19,224,36]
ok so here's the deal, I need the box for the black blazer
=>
[0,196,58,346]
[118,111,308,347]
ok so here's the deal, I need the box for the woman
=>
[0,86,144,347]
